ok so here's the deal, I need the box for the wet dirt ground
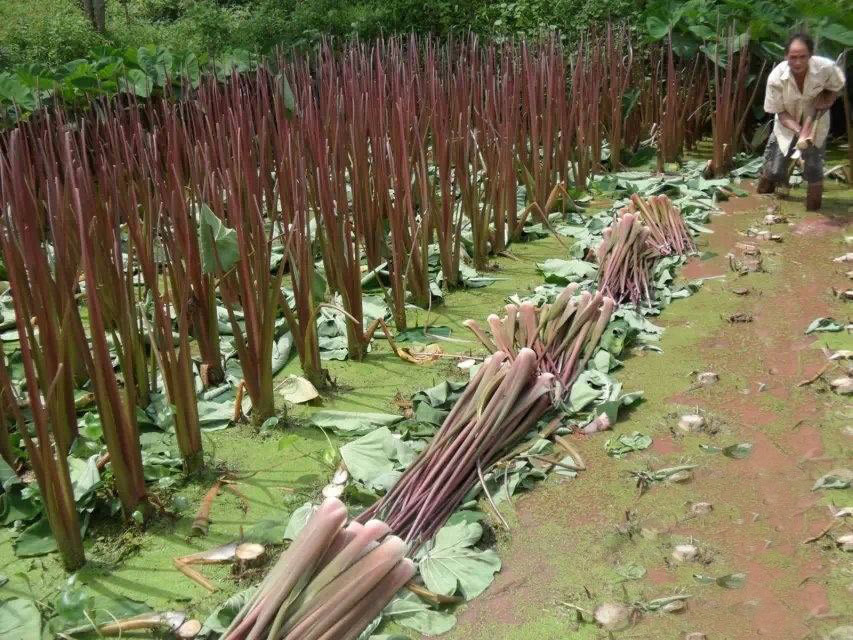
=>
[437,182,852,640]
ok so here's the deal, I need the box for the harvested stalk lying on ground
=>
[358,349,553,547]
[623,194,695,256]
[222,498,414,640]
[595,212,657,305]
[464,286,615,398]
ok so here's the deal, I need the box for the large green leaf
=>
[310,410,403,436]
[805,317,842,334]
[13,517,58,557]
[201,587,257,635]
[820,24,853,47]
[339,427,416,492]
[604,432,652,458]
[198,204,239,274]
[383,592,456,636]
[0,598,40,639]
[418,520,501,600]
[536,259,597,285]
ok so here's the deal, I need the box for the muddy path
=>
[437,182,852,640]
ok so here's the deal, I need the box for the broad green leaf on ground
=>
[13,517,57,557]
[412,380,467,410]
[201,587,257,634]
[50,577,150,632]
[604,432,652,458]
[340,427,416,492]
[245,518,287,543]
[812,469,853,491]
[0,598,40,639]
[68,455,101,501]
[805,317,842,334]
[383,592,456,636]
[722,443,753,459]
[311,410,403,436]
[283,503,314,541]
[396,326,452,344]
[615,564,647,581]
[536,258,598,285]
[716,573,747,589]
[418,520,501,600]
[198,204,239,274]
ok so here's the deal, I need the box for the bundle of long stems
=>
[358,349,554,547]
[603,24,633,169]
[70,129,151,517]
[222,498,414,640]
[0,128,87,569]
[595,212,657,305]
[623,193,694,256]
[464,287,615,398]
[708,31,764,176]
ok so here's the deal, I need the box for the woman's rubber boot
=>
[805,182,822,211]
[756,176,775,194]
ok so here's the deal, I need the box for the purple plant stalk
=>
[0,130,87,570]
[604,24,633,169]
[70,132,151,518]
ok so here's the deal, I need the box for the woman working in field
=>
[757,33,845,210]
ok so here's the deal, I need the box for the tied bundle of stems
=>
[464,287,615,399]
[358,349,554,548]
[222,498,414,640]
[595,212,657,305]
[623,193,695,256]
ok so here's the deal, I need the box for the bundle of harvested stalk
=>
[464,286,615,399]
[595,212,658,305]
[221,498,414,640]
[358,349,553,548]
[623,193,695,256]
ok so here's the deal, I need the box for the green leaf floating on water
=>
[604,432,652,458]
[418,519,501,600]
[198,204,239,274]
[310,410,403,436]
[383,592,456,636]
[804,317,842,334]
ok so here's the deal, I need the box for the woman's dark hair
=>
[785,33,814,55]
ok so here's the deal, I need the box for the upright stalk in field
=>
[0,130,86,569]
[71,138,150,517]
[708,31,764,176]
[604,24,633,169]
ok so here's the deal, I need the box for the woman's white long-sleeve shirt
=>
[763,55,845,154]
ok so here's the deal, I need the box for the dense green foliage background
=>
[0,0,642,68]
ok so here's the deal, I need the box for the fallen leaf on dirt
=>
[805,317,843,334]
[397,344,444,365]
[726,312,753,323]
[722,443,753,459]
[832,253,853,263]
[604,432,652,458]
[716,573,747,589]
[812,469,853,491]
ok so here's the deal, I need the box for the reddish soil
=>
[442,184,852,640]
